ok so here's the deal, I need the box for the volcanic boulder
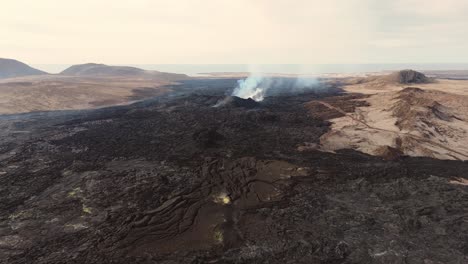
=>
[375,145,404,160]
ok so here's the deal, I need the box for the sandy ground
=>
[345,78,468,95]
[320,77,468,160]
[0,75,174,115]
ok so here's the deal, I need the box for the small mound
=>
[399,87,424,93]
[392,69,430,84]
[215,96,260,108]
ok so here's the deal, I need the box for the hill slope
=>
[0,58,47,79]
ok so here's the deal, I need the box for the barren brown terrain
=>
[0,76,184,115]
[0,63,189,115]
[318,70,468,160]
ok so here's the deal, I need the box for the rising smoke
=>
[231,75,266,101]
[231,75,320,102]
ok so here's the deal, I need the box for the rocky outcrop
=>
[393,69,430,84]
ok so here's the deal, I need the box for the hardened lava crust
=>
[0,81,467,264]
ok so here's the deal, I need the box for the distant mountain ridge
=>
[60,63,188,80]
[0,58,48,79]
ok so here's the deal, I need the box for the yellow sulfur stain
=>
[82,204,92,214]
[214,192,231,205]
[67,187,82,198]
[213,230,224,244]
[222,196,231,204]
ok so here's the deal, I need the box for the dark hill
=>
[60,63,188,80]
[0,58,47,79]
[391,69,431,84]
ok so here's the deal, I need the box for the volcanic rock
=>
[192,127,225,148]
[215,96,260,108]
[374,145,404,160]
[1,83,468,263]
[393,69,430,84]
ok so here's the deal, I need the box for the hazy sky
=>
[1,0,468,64]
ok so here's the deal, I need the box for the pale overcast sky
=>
[1,0,468,64]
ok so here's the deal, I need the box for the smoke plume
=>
[232,74,320,102]
[231,75,265,101]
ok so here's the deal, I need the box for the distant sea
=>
[32,64,468,76]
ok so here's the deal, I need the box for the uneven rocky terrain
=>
[0,77,467,263]
[320,71,468,160]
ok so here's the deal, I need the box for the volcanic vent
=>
[214,96,260,108]
[231,76,320,102]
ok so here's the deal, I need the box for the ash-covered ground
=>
[0,78,467,263]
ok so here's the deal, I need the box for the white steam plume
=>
[231,74,320,102]
[231,75,265,101]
